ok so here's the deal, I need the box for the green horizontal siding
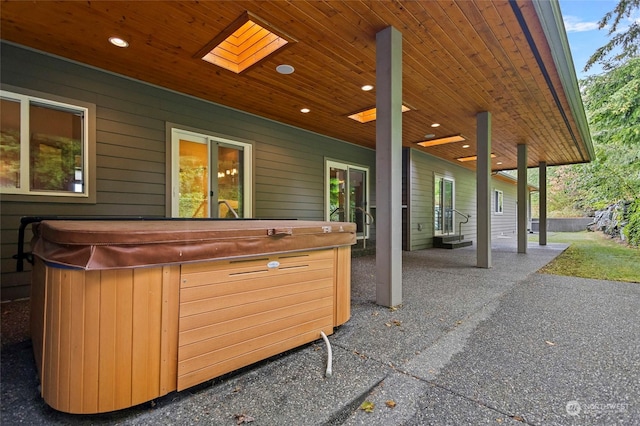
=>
[492,180,518,238]
[407,149,521,251]
[0,42,375,300]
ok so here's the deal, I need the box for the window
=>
[494,189,504,214]
[170,128,253,218]
[325,160,370,240]
[435,175,454,234]
[1,89,93,200]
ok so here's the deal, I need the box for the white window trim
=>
[434,174,455,235]
[0,85,96,203]
[168,125,253,218]
[324,159,370,240]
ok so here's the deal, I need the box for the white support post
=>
[375,26,403,307]
[517,144,528,253]
[476,111,492,269]
[539,161,547,246]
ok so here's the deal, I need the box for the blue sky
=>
[558,0,638,79]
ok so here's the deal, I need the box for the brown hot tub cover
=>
[32,220,356,270]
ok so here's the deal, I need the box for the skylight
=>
[457,154,497,162]
[348,105,411,123]
[417,134,465,147]
[196,11,295,74]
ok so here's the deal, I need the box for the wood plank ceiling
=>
[0,0,591,171]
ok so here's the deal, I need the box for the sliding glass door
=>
[171,129,252,218]
[435,175,454,235]
[326,160,370,240]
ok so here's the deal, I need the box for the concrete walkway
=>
[2,243,639,425]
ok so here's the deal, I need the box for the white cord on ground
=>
[320,331,333,378]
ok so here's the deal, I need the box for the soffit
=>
[0,0,591,171]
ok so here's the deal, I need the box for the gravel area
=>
[2,243,638,425]
[1,298,30,348]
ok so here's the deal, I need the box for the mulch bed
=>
[1,299,30,348]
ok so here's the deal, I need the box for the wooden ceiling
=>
[0,0,592,171]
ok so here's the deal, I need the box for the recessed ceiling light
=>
[300,108,310,113]
[361,85,374,91]
[276,64,295,74]
[431,123,440,128]
[462,144,470,148]
[109,37,129,48]
[497,161,503,165]
[417,134,465,147]
[424,133,436,139]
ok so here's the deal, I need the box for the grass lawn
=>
[529,231,640,283]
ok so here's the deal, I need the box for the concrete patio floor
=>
[2,242,638,425]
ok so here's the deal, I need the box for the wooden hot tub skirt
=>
[30,220,354,414]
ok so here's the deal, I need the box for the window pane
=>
[29,103,84,192]
[349,169,365,233]
[494,190,503,213]
[444,179,454,233]
[178,139,209,218]
[329,167,347,222]
[435,177,442,232]
[0,98,21,189]
[218,146,243,218]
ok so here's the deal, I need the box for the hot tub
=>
[30,219,355,414]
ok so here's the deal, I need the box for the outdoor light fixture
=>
[196,11,296,74]
[456,154,497,162]
[348,105,410,123]
[417,134,465,147]
[108,37,129,48]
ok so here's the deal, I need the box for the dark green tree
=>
[546,58,639,214]
[585,0,640,71]
[580,57,640,205]
[548,57,640,244]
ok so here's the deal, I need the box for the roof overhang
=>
[531,0,595,161]
[494,171,539,192]
[0,0,593,172]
